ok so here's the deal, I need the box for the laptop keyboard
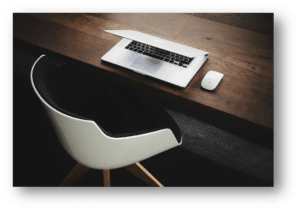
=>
[125,41,194,68]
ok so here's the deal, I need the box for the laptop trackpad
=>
[130,55,163,74]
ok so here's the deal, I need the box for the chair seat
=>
[65,81,181,140]
[33,56,181,142]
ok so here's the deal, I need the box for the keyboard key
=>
[181,61,189,65]
[144,52,162,60]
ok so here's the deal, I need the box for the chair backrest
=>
[31,55,180,170]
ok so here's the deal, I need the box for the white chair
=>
[31,55,182,187]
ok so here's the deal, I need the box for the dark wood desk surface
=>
[13,13,273,132]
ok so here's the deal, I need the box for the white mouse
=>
[201,70,224,91]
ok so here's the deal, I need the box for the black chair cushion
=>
[32,55,181,142]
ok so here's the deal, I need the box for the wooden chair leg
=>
[103,169,110,187]
[60,163,90,186]
[125,162,163,187]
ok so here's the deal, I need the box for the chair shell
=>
[31,55,181,170]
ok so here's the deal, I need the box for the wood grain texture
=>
[103,169,110,187]
[13,13,273,131]
[125,162,163,187]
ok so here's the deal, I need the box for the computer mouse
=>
[201,70,224,91]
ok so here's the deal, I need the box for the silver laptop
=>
[101,30,209,88]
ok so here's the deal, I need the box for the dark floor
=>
[13,37,273,187]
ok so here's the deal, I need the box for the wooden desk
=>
[13,13,273,132]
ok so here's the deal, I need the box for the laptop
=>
[101,30,209,88]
